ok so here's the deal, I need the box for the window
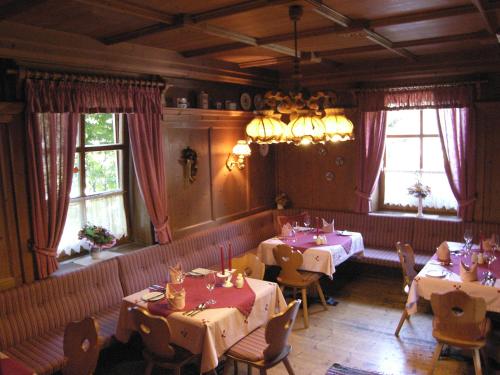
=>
[381,109,457,212]
[59,113,129,256]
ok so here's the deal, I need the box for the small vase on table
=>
[90,245,102,260]
[417,196,424,218]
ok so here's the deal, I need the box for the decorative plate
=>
[253,94,264,110]
[425,269,446,278]
[141,291,164,302]
[240,92,252,111]
[335,156,345,167]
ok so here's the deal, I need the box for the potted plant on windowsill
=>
[408,179,431,218]
[275,192,290,210]
[78,224,116,260]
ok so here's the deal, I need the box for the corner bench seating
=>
[0,210,276,374]
[277,208,500,269]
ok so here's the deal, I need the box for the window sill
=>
[53,242,147,276]
[370,210,462,222]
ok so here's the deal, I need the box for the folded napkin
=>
[460,260,477,282]
[322,218,335,233]
[436,242,450,263]
[169,264,183,283]
[281,223,293,237]
[165,283,186,310]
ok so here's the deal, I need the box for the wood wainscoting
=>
[160,108,276,239]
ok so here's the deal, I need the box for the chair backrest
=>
[430,290,488,341]
[232,253,265,280]
[273,245,304,284]
[264,300,301,360]
[276,212,308,232]
[128,307,176,359]
[63,317,100,375]
[396,242,417,293]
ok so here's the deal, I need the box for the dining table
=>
[115,273,287,374]
[257,228,364,278]
[406,241,500,315]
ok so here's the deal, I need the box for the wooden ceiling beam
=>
[363,29,416,60]
[191,0,293,23]
[99,22,183,45]
[74,0,176,24]
[238,52,323,68]
[470,0,498,34]
[0,0,48,21]
[317,30,492,58]
[303,0,351,27]
[181,42,249,58]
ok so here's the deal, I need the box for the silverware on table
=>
[188,303,207,317]
[183,303,203,316]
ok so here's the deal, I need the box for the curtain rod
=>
[6,68,166,87]
[352,79,487,93]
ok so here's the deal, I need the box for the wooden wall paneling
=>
[164,126,213,233]
[248,143,276,211]
[210,126,249,220]
[476,101,500,223]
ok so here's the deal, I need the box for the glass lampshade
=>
[287,110,326,145]
[322,108,354,142]
[232,140,252,156]
[245,111,285,144]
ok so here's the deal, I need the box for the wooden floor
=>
[261,263,495,375]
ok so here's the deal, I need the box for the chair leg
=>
[283,357,295,375]
[315,280,328,310]
[472,349,482,375]
[232,359,238,375]
[247,363,252,375]
[259,369,267,375]
[144,361,154,375]
[301,288,309,328]
[394,309,408,336]
[480,347,490,375]
[430,342,444,374]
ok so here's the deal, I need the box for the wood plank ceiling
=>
[1,0,499,82]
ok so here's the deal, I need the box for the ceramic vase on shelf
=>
[416,197,424,218]
[90,245,102,260]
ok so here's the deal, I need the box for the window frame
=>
[59,113,131,259]
[378,109,457,215]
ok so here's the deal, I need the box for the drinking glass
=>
[205,272,216,305]
[304,215,311,229]
[486,234,498,279]
[463,229,473,253]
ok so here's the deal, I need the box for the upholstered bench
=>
[274,209,500,270]
[0,259,124,375]
[117,210,276,295]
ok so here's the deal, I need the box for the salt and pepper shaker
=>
[235,273,244,288]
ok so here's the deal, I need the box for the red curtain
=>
[355,110,387,213]
[26,79,170,278]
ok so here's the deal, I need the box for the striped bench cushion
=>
[355,247,431,269]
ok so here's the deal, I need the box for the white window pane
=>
[423,137,444,172]
[421,172,457,210]
[70,154,80,198]
[386,109,420,135]
[423,109,439,135]
[84,114,120,146]
[58,195,127,255]
[58,201,86,255]
[85,194,127,240]
[384,171,415,207]
[385,138,420,170]
[85,150,121,195]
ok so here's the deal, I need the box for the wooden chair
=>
[63,317,100,375]
[232,253,266,280]
[429,290,491,375]
[223,300,301,375]
[129,307,198,375]
[273,244,327,328]
[394,242,417,337]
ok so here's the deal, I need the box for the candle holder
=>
[217,269,235,288]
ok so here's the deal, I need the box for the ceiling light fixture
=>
[245,5,354,146]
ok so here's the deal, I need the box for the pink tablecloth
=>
[440,251,500,276]
[282,231,352,254]
[0,358,34,375]
[149,275,256,317]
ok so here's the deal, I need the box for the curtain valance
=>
[25,79,162,114]
[358,85,474,112]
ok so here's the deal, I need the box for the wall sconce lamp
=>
[226,140,252,171]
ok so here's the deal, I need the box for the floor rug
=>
[326,363,386,375]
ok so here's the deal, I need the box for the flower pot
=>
[90,246,102,260]
[416,197,424,218]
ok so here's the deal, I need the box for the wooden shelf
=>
[162,107,253,125]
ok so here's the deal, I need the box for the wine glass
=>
[486,234,498,279]
[464,229,473,253]
[205,272,216,305]
[304,215,311,230]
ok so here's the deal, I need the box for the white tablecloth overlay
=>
[256,232,364,278]
[115,278,286,373]
[406,246,500,315]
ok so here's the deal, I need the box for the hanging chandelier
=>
[245,5,354,146]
